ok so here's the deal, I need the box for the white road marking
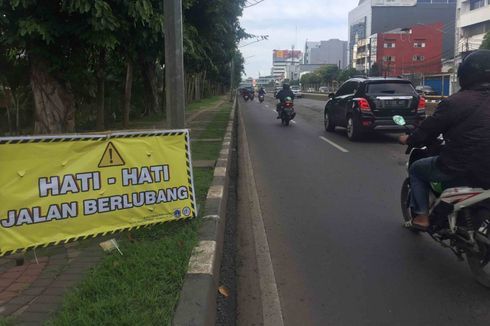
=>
[319,136,349,153]
[291,120,296,124]
[265,104,270,108]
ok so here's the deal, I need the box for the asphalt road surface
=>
[238,95,490,326]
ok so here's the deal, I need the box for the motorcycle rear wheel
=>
[467,233,490,288]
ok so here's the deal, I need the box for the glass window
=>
[470,0,485,10]
[383,56,395,62]
[366,82,416,95]
[413,40,426,48]
[413,55,425,61]
[383,39,396,48]
[336,82,359,96]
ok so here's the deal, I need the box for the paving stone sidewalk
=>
[0,97,229,325]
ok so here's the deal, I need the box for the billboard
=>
[273,50,303,62]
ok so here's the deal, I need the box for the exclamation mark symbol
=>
[109,148,113,164]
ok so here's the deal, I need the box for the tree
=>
[370,63,381,77]
[300,73,321,86]
[337,68,358,83]
[317,65,340,84]
[481,31,490,50]
[0,0,248,134]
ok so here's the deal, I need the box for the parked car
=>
[307,87,315,93]
[318,86,329,93]
[415,85,437,96]
[290,86,303,98]
[324,77,426,141]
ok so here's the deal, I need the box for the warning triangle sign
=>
[98,142,125,168]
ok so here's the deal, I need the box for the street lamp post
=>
[164,0,185,129]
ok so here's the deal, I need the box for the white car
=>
[290,86,303,98]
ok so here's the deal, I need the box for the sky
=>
[239,0,359,78]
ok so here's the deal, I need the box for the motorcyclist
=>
[399,49,490,231]
[258,87,266,96]
[275,83,295,118]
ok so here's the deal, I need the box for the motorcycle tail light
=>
[358,98,371,112]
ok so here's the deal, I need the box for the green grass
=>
[198,104,232,139]
[191,103,232,161]
[46,99,230,326]
[186,96,223,113]
[0,317,16,326]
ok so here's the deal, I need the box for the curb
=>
[173,96,237,326]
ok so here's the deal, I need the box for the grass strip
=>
[0,317,15,326]
[191,103,232,161]
[47,100,231,326]
[187,96,223,113]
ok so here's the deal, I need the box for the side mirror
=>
[328,93,335,99]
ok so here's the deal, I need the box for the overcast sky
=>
[239,0,359,78]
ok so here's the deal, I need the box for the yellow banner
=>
[0,130,196,255]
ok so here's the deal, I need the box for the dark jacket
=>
[275,89,295,102]
[407,83,490,188]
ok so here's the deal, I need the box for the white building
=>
[271,50,303,81]
[304,39,348,68]
[455,0,490,57]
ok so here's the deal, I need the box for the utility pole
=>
[164,0,185,129]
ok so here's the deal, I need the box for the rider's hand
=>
[399,135,409,145]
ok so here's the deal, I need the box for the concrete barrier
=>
[173,97,237,326]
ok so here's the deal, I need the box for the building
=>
[271,49,303,81]
[353,23,444,76]
[348,0,457,67]
[455,0,490,57]
[304,39,348,68]
[304,41,320,64]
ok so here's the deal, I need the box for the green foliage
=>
[481,31,490,50]
[370,63,381,77]
[300,66,360,88]
[0,0,248,133]
[338,67,359,82]
[317,65,340,83]
[300,73,321,85]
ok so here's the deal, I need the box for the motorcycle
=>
[259,94,265,103]
[395,115,490,287]
[243,93,250,102]
[278,97,296,126]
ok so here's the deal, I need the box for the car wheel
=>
[324,112,335,132]
[346,115,362,141]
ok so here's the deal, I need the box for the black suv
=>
[324,77,426,141]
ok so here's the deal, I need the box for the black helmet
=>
[282,83,290,90]
[457,49,490,89]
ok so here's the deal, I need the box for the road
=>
[237,95,490,325]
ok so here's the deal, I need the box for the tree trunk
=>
[123,59,134,129]
[194,73,200,101]
[138,55,159,116]
[14,92,19,134]
[30,57,76,134]
[96,49,106,131]
[6,106,12,134]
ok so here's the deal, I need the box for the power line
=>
[244,0,265,8]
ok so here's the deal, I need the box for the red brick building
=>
[376,23,443,77]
